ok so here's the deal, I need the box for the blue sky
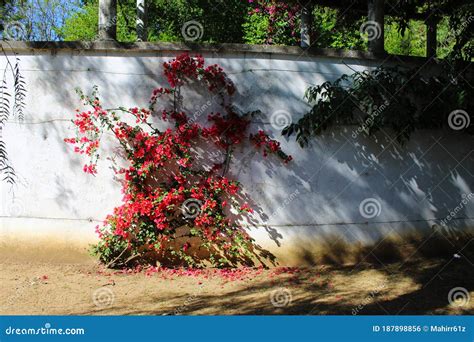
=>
[2,0,84,40]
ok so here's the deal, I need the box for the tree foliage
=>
[1,0,82,41]
[55,0,474,60]
[61,0,249,43]
[283,65,473,146]
[0,47,26,185]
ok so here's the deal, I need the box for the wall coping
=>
[0,40,451,66]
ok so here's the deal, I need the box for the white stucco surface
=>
[0,48,472,264]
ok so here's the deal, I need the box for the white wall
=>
[0,47,473,264]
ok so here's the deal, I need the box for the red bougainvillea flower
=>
[83,163,97,175]
[64,53,291,268]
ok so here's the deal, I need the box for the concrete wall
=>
[0,42,473,265]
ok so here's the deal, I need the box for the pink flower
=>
[83,164,97,175]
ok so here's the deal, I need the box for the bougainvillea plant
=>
[247,0,302,45]
[64,53,291,268]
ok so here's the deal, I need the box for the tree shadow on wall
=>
[23,49,474,269]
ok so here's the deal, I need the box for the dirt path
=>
[1,258,472,315]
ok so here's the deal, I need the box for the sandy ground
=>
[1,256,472,315]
